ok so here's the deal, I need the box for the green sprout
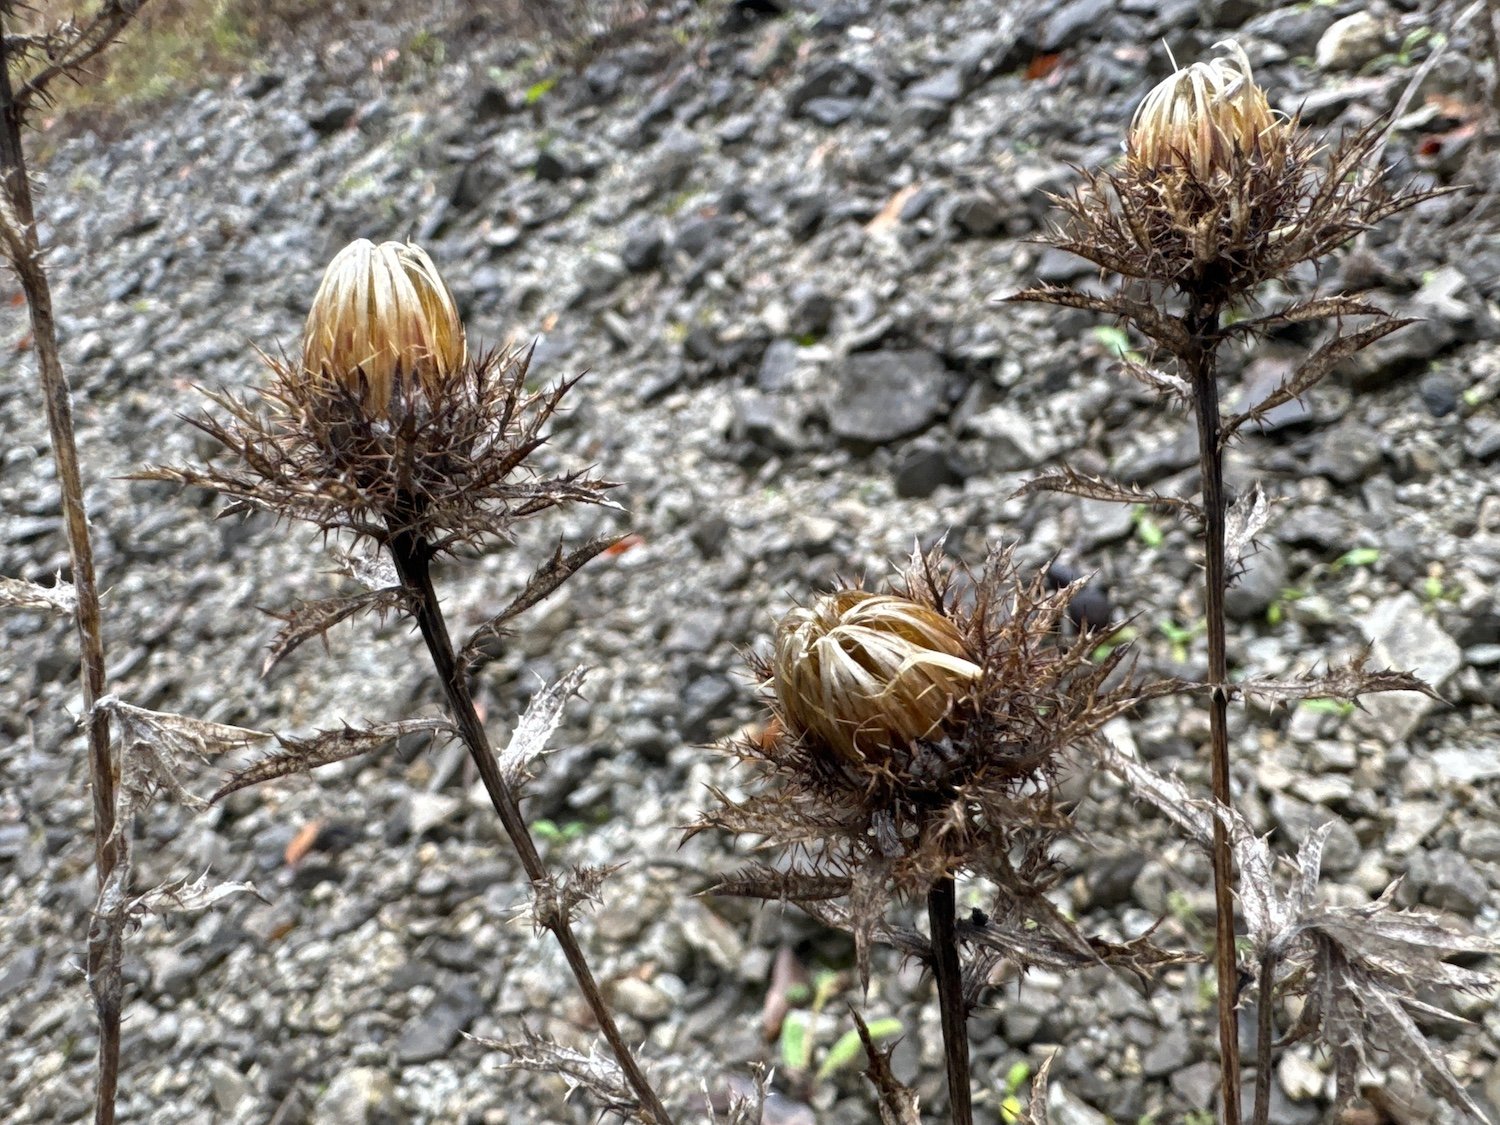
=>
[1000,1060,1032,1124]
[817,1018,903,1079]
[1333,546,1380,571]
[1132,505,1165,548]
[524,76,557,104]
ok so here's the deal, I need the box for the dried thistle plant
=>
[696,546,1162,1124]
[1007,40,1473,1124]
[142,239,673,1124]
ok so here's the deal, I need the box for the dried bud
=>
[772,590,981,764]
[301,239,467,416]
[1128,40,1283,181]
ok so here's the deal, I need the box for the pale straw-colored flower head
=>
[1128,40,1284,181]
[772,590,981,765]
[301,239,467,417]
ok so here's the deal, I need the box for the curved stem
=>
[0,19,120,1125]
[390,534,674,1125]
[927,876,973,1125]
[1187,299,1243,1125]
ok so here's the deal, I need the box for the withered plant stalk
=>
[925,876,972,1125]
[390,532,674,1125]
[0,7,151,1122]
[1007,39,1460,1125]
[145,238,676,1122]
[1185,298,1242,1118]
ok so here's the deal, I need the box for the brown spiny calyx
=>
[301,239,466,417]
[772,591,981,765]
[1127,40,1287,182]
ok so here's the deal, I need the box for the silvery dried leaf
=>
[496,667,587,788]
[99,697,270,837]
[128,872,264,921]
[0,573,76,615]
[1224,482,1274,569]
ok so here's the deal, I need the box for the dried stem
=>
[388,531,674,1125]
[1186,298,1242,1123]
[0,14,130,1124]
[927,876,974,1125]
[1251,949,1277,1125]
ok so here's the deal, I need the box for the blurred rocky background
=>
[1,0,1498,1120]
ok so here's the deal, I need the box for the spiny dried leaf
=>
[1119,354,1192,402]
[1236,655,1439,706]
[127,872,265,922]
[471,1028,647,1122]
[0,572,76,615]
[1005,286,1190,353]
[495,668,588,788]
[212,717,454,802]
[706,866,853,903]
[1224,482,1275,570]
[461,536,625,671]
[101,697,270,841]
[1226,295,1393,337]
[851,1008,921,1125]
[1223,318,1417,439]
[1015,466,1203,520]
[707,1064,770,1125]
[530,863,623,931]
[1017,1050,1056,1125]
[260,586,409,677]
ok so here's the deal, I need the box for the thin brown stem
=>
[1187,298,1242,1125]
[927,875,973,1125]
[1251,950,1277,1125]
[390,533,674,1125]
[0,16,123,1125]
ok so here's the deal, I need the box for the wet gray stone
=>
[826,349,953,444]
[1404,849,1490,916]
[1356,593,1462,742]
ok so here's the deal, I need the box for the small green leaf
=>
[1004,1060,1031,1092]
[1300,697,1356,717]
[817,1018,902,1079]
[780,1012,811,1072]
[1091,325,1132,359]
[532,818,561,841]
[524,76,557,104]
[1001,1093,1024,1123]
[1335,547,1380,570]
[1132,506,1165,548]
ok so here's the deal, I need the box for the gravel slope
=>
[2,0,1498,1121]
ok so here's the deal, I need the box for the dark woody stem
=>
[1251,949,1277,1125]
[1186,298,1243,1125]
[389,531,675,1125]
[927,875,974,1125]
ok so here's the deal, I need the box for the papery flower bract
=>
[301,239,467,417]
[772,590,982,765]
[1128,40,1286,182]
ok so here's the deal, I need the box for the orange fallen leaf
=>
[603,534,645,557]
[1025,53,1063,81]
[283,819,324,867]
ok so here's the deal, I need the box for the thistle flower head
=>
[142,242,614,555]
[1128,40,1284,181]
[772,590,981,765]
[301,239,467,417]
[692,548,1153,986]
